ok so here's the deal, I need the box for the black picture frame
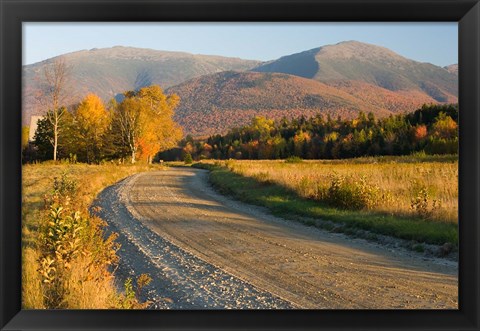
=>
[1,0,479,330]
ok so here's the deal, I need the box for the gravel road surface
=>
[93,167,458,309]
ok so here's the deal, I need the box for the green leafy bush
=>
[36,173,143,308]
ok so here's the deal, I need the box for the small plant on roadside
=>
[183,153,193,164]
[119,274,153,309]
[136,273,152,298]
[38,205,87,307]
[124,278,135,300]
[35,173,135,309]
[410,186,441,219]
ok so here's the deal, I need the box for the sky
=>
[23,22,458,67]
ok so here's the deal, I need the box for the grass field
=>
[22,162,161,309]
[193,155,458,247]
[22,156,458,308]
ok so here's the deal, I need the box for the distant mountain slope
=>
[22,42,458,138]
[167,71,392,137]
[22,46,261,124]
[444,64,458,75]
[326,80,439,114]
[253,41,458,103]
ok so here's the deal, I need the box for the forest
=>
[23,85,182,164]
[159,104,458,162]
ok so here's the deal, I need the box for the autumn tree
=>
[111,96,142,163]
[74,94,110,163]
[250,116,274,142]
[36,58,71,161]
[414,124,428,142]
[431,112,457,139]
[111,85,182,163]
[161,104,458,162]
[137,86,182,163]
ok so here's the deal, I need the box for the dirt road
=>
[94,167,458,309]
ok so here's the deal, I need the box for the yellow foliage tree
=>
[75,93,110,163]
[432,113,457,140]
[113,85,183,164]
[251,116,274,142]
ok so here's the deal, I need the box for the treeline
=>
[159,104,458,161]
[23,85,182,164]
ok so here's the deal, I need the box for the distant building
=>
[29,115,44,141]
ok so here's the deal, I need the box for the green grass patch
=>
[196,163,458,246]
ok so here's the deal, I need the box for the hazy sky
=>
[23,22,458,67]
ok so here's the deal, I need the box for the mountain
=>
[253,41,457,105]
[22,46,261,124]
[23,42,458,137]
[169,42,458,136]
[167,71,392,137]
[444,64,458,75]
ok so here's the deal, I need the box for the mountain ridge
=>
[23,46,262,124]
[23,42,458,137]
[253,41,457,103]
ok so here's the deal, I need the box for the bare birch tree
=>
[114,96,142,164]
[38,58,71,161]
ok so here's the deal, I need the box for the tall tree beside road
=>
[36,58,71,161]
[112,85,182,164]
[74,93,111,163]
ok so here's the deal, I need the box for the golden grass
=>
[220,157,458,223]
[22,162,161,309]
[61,255,117,309]
[22,247,45,309]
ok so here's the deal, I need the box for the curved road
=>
[94,167,458,309]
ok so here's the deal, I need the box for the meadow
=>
[22,162,161,309]
[194,154,458,247]
[22,155,458,309]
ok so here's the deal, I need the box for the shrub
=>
[324,175,381,210]
[285,156,303,163]
[52,171,77,199]
[410,186,441,219]
[118,274,152,309]
[38,202,121,308]
[36,173,148,309]
[183,153,193,164]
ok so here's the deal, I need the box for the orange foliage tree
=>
[112,85,183,163]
